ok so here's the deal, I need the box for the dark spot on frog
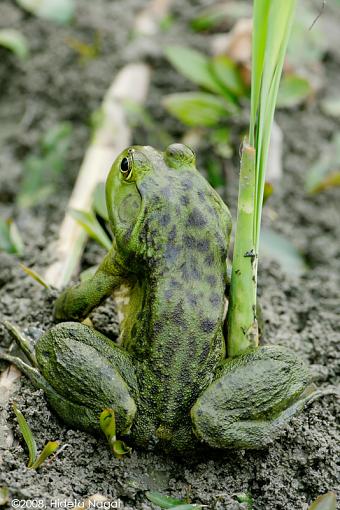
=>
[124,225,133,242]
[168,225,177,243]
[186,207,207,228]
[170,279,182,289]
[205,253,215,265]
[180,194,190,206]
[186,291,198,307]
[195,239,210,252]
[209,293,220,307]
[182,178,193,191]
[198,343,210,363]
[160,213,171,227]
[150,385,158,395]
[206,275,217,286]
[164,289,173,300]
[197,190,206,202]
[183,234,195,249]
[200,318,215,333]
[164,245,180,264]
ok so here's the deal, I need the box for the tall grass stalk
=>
[227,0,297,357]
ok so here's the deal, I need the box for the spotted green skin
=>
[23,144,311,452]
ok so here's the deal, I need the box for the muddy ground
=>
[0,1,339,509]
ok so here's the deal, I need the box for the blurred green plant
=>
[145,491,204,509]
[0,29,29,59]
[17,122,73,208]
[13,403,60,469]
[306,132,340,193]
[0,487,9,506]
[190,2,252,32]
[69,180,112,253]
[65,32,101,63]
[163,43,311,188]
[20,263,50,289]
[0,218,24,255]
[15,0,75,24]
[308,492,336,510]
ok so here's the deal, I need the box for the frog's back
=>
[122,152,232,432]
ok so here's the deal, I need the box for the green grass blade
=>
[145,492,184,508]
[30,441,60,469]
[69,209,112,251]
[228,0,297,356]
[12,403,38,468]
[252,0,297,251]
[20,263,50,289]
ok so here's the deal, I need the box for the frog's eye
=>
[120,156,132,179]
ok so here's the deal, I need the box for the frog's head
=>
[106,144,231,272]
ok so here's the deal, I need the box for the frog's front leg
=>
[54,246,127,321]
[191,346,316,449]
[1,322,138,435]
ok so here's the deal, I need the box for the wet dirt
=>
[0,1,339,509]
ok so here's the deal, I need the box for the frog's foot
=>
[1,322,138,435]
[191,345,321,449]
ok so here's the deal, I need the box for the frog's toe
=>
[35,322,138,435]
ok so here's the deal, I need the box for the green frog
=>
[1,144,320,452]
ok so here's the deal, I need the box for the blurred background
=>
[0,0,340,277]
[0,1,340,508]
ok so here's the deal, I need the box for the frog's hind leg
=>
[190,345,325,449]
[1,322,138,435]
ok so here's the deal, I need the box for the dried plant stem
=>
[44,64,150,288]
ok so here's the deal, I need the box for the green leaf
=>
[41,121,72,154]
[69,209,112,251]
[99,408,116,450]
[210,55,245,98]
[0,218,24,255]
[206,157,224,188]
[191,2,251,32]
[263,182,274,204]
[20,263,50,289]
[235,492,253,509]
[93,182,109,222]
[0,487,9,506]
[112,439,131,458]
[30,441,60,469]
[145,492,187,509]
[310,172,340,194]
[209,127,232,159]
[277,75,311,108]
[308,492,336,510]
[15,0,75,24]
[260,228,306,277]
[0,29,29,59]
[12,403,38,468]
[18,122,73,208]
[320,96,340,118]
[165,46,225,95]
[163,93,230,127]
